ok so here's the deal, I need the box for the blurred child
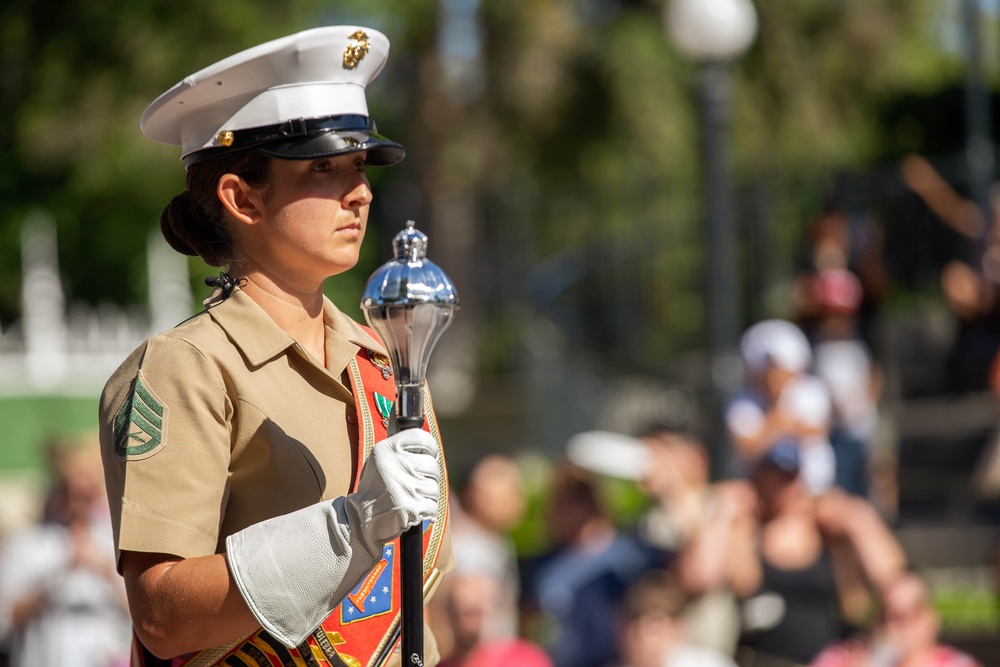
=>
[811,572,981,667]
[607,569,737,667]
[727,319,837,495]
[520,463,654,667]
[449,451,527,640]
[438,570,552,667]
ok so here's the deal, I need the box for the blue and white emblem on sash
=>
[341,543,396,623]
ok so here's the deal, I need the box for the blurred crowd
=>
[430,163,1000,667]
[432,308,988,667]
[435,419,983,667]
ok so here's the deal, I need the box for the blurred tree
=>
[731,0,965,307]
[444,0,962,374]
[1,1,303,319]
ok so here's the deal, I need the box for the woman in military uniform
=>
[98,26,451,667]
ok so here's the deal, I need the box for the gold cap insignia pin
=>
[343,30,370,70]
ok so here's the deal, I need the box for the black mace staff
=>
[361,221,459,667]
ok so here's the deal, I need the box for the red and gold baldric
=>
[134,336,449,667]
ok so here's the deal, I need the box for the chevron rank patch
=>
[113,371,168,461]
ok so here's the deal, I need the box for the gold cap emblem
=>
[217,130,235,147]
[343,30,370,69]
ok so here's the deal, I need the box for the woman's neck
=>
[237,270,327,366]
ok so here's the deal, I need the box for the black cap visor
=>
[258,128,404,165]
[183,114,405,168]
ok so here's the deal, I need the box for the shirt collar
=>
[207,288,388,373]
[323,297,387,374]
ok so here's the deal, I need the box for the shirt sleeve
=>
[777,375,832,429]
[101,333,233,561]
[726,396,765,441]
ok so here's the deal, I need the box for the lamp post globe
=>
[665,0,758,62]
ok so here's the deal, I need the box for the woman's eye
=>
[311,161,331,172]
[354,161,366,173]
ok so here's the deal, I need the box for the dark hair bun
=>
[159,192,200,258]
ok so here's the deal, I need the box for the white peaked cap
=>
[566,431,651,480]
[140,26,404,168]
[740,318,813,375]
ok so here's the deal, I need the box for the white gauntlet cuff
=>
[226,497,378,647]
[226,429,441,647]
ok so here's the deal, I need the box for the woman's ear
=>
[217,173,260,226]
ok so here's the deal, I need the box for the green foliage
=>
[935,583,1000,635]
[734,0,959,176]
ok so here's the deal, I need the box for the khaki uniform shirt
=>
[99,287,450,666]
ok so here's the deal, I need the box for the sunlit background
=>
[3,0,1000,657]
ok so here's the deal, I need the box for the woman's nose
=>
[345,177,373,209]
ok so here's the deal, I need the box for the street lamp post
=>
[963,0,994,259]
[665,0,758,478]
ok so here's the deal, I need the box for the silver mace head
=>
[360,221,459,420]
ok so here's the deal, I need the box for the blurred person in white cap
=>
[98,26,452,667]
[726,319,837,495]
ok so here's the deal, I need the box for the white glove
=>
[226,429,441,647]
[351,427,442,557]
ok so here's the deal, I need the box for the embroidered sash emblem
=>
[311,629,359,667]
[341,544,396,623]
[234,641,271,666]
[113,372,167,460]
